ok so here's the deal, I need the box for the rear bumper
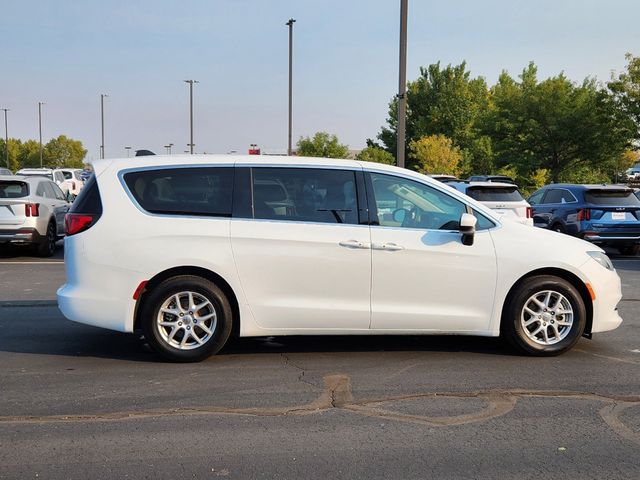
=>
[0,227,44,245]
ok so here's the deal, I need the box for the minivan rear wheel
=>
[502,275,586,356]
[141,276,233,362]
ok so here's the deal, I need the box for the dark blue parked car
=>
[528,184,640,255]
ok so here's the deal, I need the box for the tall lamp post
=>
[125,146,132,157]
[100,94,108,159]
[1,108,9,168]
[184,80,199,154]
[286,18,296,156]
[396,0,408,168]
[38,102,45,167]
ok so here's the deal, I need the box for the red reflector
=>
[25,203,39,217]
[526,207,533,218]
[133,281,148,300]
[577,208,591,221]
[65,213,95,235]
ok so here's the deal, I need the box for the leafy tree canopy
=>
[355,145,395,165]
[0,135,87,172]
[296,132,350,158]
[409,134,463,176]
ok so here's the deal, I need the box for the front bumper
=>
[580,257,623,334]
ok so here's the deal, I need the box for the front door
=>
[231,166,371,330]
[367,172,497,332]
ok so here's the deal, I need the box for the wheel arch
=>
[501,267,593,336]
[133,266,240,337]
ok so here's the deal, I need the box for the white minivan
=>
[57,155,623,362]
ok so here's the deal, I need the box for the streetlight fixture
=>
[286,18,296,156]
[184,80,199,154]
[396,0,408,168]
[100,94,109,159]
[125,146,132,157]
[38,102,46,167]
[1,108,9,168]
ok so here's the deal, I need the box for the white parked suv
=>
[448,181,534,226]
[58,155,623,361]
[60,168,85,197]
[16,168,71,197]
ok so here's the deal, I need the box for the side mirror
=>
[459,212,477,246]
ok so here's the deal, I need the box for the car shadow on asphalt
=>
[0,242,64,260]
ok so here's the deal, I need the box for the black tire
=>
[141,275,233,362]
[501,275,586,356]
[37,221,57,257]
[551,223,565,234]
[618,245,640,256]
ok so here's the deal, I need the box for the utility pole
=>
[286,18,296,156]
[125,146,132,157]
[184,80,199,154]
[396,0,408,168]
[38,102,45,168]
[1,108,8,168]
[100,94,108,159]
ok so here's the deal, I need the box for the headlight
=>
[587,251,614,271]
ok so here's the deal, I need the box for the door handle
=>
[372,243,404,251]
[339,240,370,249]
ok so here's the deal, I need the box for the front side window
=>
[123,167,234,217]
[50,182,67,201]
[370,173,466,230]
[251,168,359,225]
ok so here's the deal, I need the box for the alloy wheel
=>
[520,290,574,346]
[156,291,217,350]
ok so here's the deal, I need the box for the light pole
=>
[125,146,132,157]
[1,108,8,168]
[38,102,45,167]
[100,94,108,159]
[286,18,296,156]
[396,0,408,168]
[184,80,199,154]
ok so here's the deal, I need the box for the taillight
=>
[526,207,533,218]
[25,203,39,217]
[577,208,591,221]
[65,213,97,235]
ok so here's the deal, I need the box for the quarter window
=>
[123,167,234,217]
[370,173,466,230]
[251,168,359,225]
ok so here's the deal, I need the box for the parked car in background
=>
[60,168,85,198]
[16,168,71,197]
[429,174,461,183]
[448,181,533,226]
[79,169,93,182]
[0,175,71,256]
[467,175,516,185]
[528,184,640,255]
[625,167,640,181]
[0,168,13,176]
[58,155,622,362]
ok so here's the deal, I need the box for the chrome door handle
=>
[339,240,370,249]
[372,243,404,251]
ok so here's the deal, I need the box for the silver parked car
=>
[0,175,71,256]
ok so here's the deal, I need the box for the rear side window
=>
[542,189,576,204]
[123,167,233,217]
[466,187,524,202]
[252,167,359,224]
[62,171,73,180]
[0,181,29,198]
[70,175,103,214]
[585,189,640,206]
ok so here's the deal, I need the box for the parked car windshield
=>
[0,180,29,198]
[584,189,640,206]
[466,186,524,202]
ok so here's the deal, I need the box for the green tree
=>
[296,132,350,158]
[44,135,87,168]
[608,53,640,141]
[0,138,22,172]
[409,134,462,175]
[376,61,491,171]
[485,63,635,182]
[17,140,42,168]
[355,145,395,165]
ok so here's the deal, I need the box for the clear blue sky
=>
[1,0,638,160]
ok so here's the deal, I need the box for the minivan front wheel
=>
[141,276,233,362]
[502,275,586,356]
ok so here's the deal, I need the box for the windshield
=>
[585,189,640,206]
[0,181,29,198]
[20,172,53,181]
[467,186,524,202]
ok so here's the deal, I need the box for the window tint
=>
[0,181,29,198]
[42,182,56,199]
[543,189,576,204]
[528,190,544,205]
[466,186,524,202]
[70,175,102,214]
[62,171,73,180]
[123,167,234,217]
[51,182,67,201]
[251,168,359,224]
[370,173,466,230]
[585,189,640,206]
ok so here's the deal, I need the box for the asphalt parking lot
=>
[0,245,639,479]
